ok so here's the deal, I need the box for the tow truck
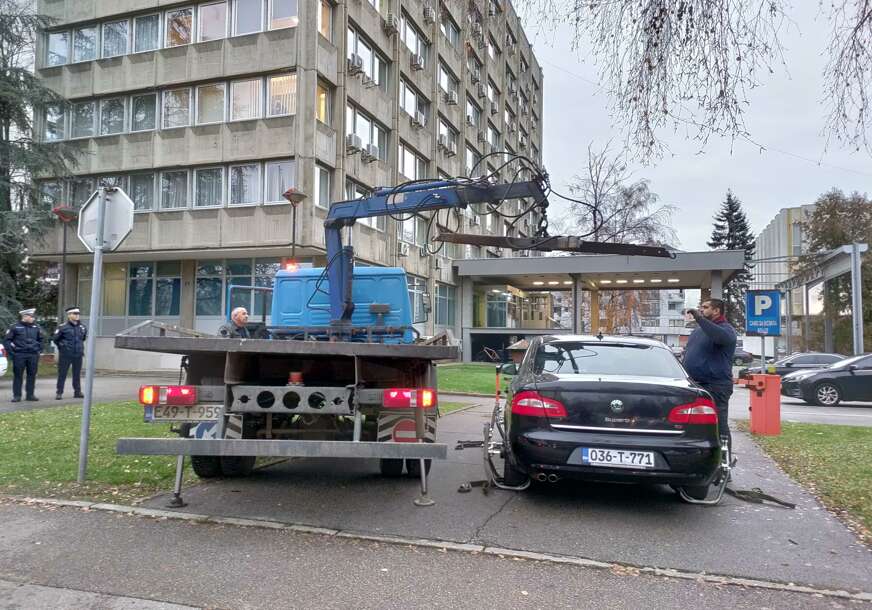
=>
[115,165,673,506]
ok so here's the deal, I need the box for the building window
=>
[99,98,126,136]
[436,284,456,326]
[102,20,129,58]
[163,88,192,128]
[347,28,388,90]
[195,167,224,207]
[227,259,254,310]
[39,181,63,207]
[230,78,261,120]
[399,79,428,120]
[70,178,95,208]
[346,180,385,230]
[399,142,426,180]
[230,164,260,205]
[466,145,481,177]
[134,14,160,52]
[487,124,500,148]
[165,8,193,47]
[400,14,428,62]
[234,0,264,35]
[318,0,332,40]
[71,101,96,138]
[43,106,65,141]
[46,31,69,66]
[199,2,228,41]
[440,15,459,47]
[466,97,481,128]
[267,74,296,116]
[130,173,156,211]
[73,26,97,62]
[438,118,458,150]
[487,36,498,61]
[315,164,331,209]
[196,262,224,316]
[265,160,295,203]
[316,82,330,124]
[270,0,299,29]
[196,83,226,124]
[160,170,189,209]
[156,262,182,316]
[131,93,157,131]
[438,63,458,95]
[128,262,154,316]
[346,105,387,160]
[407,275,427,323]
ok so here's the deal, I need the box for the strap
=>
[725,486,796,509]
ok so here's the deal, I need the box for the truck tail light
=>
[139,385,197,406]
[510,391,567,418]
[668,398,718,425]
[382,388,437,409]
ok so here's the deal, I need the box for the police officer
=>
[52,306,87,400]
[3,308,44,402]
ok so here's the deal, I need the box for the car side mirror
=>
[849,364,858,372]
[785,362,794,367]
[500,363,518,376]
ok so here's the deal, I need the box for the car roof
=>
[542,335,668,348]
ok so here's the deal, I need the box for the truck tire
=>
[190,456,222,479]
[220,456,256,477]
[405,458,431,477]
[379,458,404,477]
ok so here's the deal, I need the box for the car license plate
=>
[581,448,655,469]
[145,405,221,422]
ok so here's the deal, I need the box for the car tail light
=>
[139,385,197,406]
[382,388,437,409]
[668,398,718,425]
[510,390,567,418]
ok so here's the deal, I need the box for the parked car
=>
[781,353,872,406]
[500,335,722,500]
[0,344,6,377]
[738,352,846,379]
[732,349,755,366]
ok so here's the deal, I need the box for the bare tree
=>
[523,1,872,158]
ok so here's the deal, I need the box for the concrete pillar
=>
[785,288,793,355]
[710,270,723,299]
[851,242,865,355]
[461,277,474,362]
[590,288,600,335]
[803,283,811,352]
[180,260,196,329]
[571,275,579,334]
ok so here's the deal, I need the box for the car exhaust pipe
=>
[547,474,560,483]
[535,473,548,482]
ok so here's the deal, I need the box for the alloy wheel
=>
[816,384,840,406]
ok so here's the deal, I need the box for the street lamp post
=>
[282,187,308,261]
[51,205,79,319]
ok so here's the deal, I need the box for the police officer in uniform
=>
[52,306,87,400]
[3,308,44,402]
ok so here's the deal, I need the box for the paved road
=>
[729,387,872,427]
[0,500,853,609]
[138,401,872,594]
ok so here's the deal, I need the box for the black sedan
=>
[500,335,722,500]
[781,353,872,406]
[739,352,846,379]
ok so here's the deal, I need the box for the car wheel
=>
[813,383,841,406]
[501,456,528,487]
[190,455,222,478]
[405,458,431,478]
[678,484,711,500]
[379,458,405,477]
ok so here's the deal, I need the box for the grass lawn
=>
[752,422,872,543]
[438,363,509,395]
[0,401,191,504]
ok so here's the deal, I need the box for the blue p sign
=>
[745,290,782,336]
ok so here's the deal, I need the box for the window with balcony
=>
[265,160,296,203]
[102,20,129,58]
[165,8,193,47]
[199,2,228,41]
[160,170,189,209]
[134,14,160,52]
[73,26,97,62]
[270,0,299,29]
[229,164,260,205]
[233,0,263,35]
[230,78,261,120]
[267,74,296,116]
[194,167,224,207]
[196,83,226,124]
[162,88,192,128]
[46,31,69,66]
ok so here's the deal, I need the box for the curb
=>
[6,495,872,603]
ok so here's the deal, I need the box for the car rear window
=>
[534,342,687,378]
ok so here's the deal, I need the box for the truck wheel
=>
[379,458,405,477]
[405,458,431,477]
[220,456,256,477]
[190,456,222,479]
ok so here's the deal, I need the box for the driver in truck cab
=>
[218,307,250,339]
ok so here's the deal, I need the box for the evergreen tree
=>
[0,1,77,327]
[708,190,755,328]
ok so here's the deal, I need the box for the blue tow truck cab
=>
[271,266,416,344]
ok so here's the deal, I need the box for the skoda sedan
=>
[501,335,722,500]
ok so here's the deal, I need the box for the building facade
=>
[751,204,816,293]
[32,0,544,343]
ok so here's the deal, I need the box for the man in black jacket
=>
[682,299,738,454]
[3,308,44,402]
[52,306,87,400]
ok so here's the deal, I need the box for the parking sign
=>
[745,290,782,336]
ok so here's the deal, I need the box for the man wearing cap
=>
[52,306,87,400]
[3,308,44,402]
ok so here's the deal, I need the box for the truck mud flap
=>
[116,438,448,460]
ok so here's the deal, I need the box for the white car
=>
[0,344,7,377]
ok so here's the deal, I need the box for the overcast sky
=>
[521,4,872,252]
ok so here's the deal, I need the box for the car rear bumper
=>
[512,429,721,487]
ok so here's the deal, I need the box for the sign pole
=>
[77,187,107,483]
[851,242,864,355]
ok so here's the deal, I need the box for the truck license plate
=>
[581,448,654,469]
[146,405,221,422]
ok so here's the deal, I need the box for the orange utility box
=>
[741,374,782,435]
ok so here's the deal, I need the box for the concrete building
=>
[751,204,817,292]
[31,0,544,365]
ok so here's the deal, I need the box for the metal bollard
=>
[167,454,187,508]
